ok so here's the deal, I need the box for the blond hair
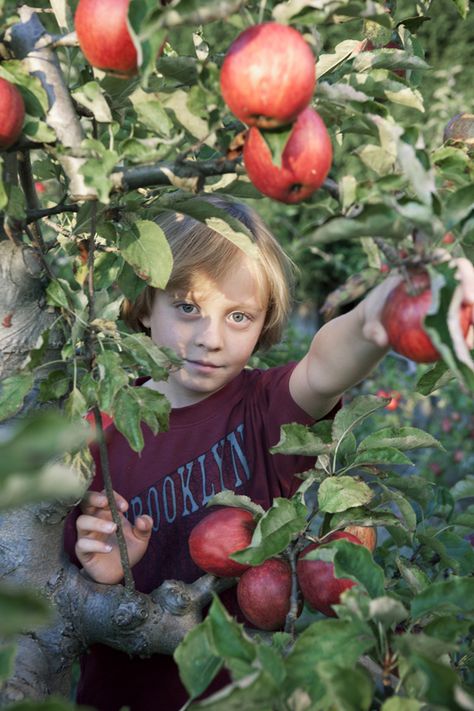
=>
[121,195,295,351]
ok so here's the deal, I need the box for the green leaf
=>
[207,491,265,517]
[0,372,34,421]
[381,697,423,711]
[0,585,51,636]
[451,475,474,501]
[165,197,260,262]
[65,387,87,419]
[71,81,112,123]
[121,333,181,380]
[318,476,374,514]
[132,96,173,136]
[0,642,16,682]
[188,669,276,711]
[415,360,452,395]
[352,447,414,467]
[445,184,474,229]
[95,351,129,412]
[79,146,119,204]
[368,596,408,629]
[315,660,374,711]
[396,557,430,594]
[119,219,173,288]
[333,540,385,599]
[231,498,307,565]
[207,596,256,678]
[111,387,144,452]
[332,395,387,442]
[411,577,474,619]
[312,204,407,243]
[174,617,223,699]
[260,125,293,169]
[357,427,443,452]
[270,421,333,457]
[317,40,363,78]
[450,0,469,19]
[286,619,375,693]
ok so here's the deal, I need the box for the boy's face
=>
[142,256,268,408]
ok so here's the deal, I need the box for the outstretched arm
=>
[290,260,474,420]
[75,490,153,584]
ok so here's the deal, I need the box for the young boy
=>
[65,195,474,711]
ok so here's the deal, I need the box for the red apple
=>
[343,525,377,552]
[220,22,315,129]
[0,78,25,150]
[75,0,138,76]
[296,531,363,617]
[188,507,256,577]
[237,557,293,631]
[243,106,332,204]
[381,269,473,363]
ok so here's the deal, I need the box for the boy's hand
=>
[75,489,153,585]
[361,257,474,348]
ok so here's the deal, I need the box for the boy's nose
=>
[195,318,223,350]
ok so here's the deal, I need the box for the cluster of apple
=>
[188,507,376,631]
[220,22,333,204]
[0,77,25,150]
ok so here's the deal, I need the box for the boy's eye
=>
[178,303,197,314]
[230,312,248,323]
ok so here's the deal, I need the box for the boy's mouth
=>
[186,359,222,370]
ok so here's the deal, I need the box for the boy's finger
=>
[76,538,113,555]
[132,515,154,541]
[76,514,117,537]
[81,489,128,514]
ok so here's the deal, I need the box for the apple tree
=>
[1,0,474,710]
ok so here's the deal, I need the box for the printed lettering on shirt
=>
[127,423,251,533]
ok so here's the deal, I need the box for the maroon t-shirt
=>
[64,363,330,711]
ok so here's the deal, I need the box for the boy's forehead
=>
[169,261,269,308]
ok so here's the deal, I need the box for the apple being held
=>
[188,507,256,577]
[381,269,473,363]
[0,78,25,150]
[243,106,332,204]
[237,557,293,631]
[220,22,316,129]
[75,0,138,76]
[296,531,363,617]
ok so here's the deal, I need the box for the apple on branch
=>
[220,22,316,129]
[237,557,293,631]
[188,507,256,578]
[0,77,25,150]
[243,106,333,204]
[74,0,138,77]
[296,531,363,617]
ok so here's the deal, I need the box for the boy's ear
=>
[141,314,151,328]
